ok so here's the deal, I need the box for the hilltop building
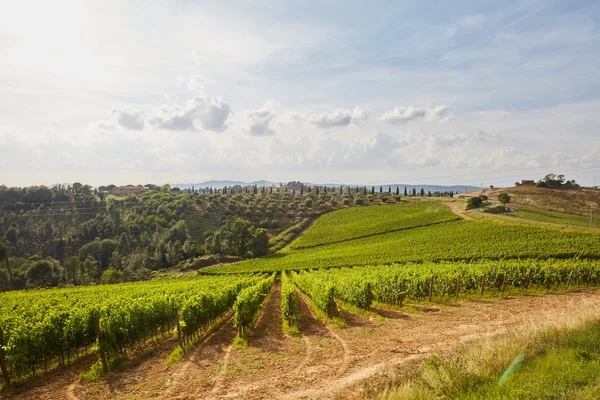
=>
[111,185,146,196]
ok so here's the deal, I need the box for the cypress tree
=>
[396,186,400,195]
[380,186,383,193]
[420,188,425,196]
[404,186,408,196]
[371,186,375,195]
[412,188,417,196]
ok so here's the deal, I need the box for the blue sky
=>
[1,0,599,186]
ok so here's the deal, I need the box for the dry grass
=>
[377,301,600,400]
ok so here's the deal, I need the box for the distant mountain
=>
[171,180,480,194]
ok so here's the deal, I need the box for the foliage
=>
[0,274,259,380]
[466,197,483,209]
[280,272,299,335]
[498,193,511,205]
[536,173,579,189]
[232,273,275,336]
[292,271,336,318]
[296,259,600,306]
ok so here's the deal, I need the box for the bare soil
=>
[4,288,600,400]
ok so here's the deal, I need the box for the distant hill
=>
[471,186,600,216]
[171,180,479,194]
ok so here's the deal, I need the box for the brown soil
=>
[5,288,600,400]
[443,201,472,220]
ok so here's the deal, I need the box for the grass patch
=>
[79,354,125,382]
[166,345,185,365]
[283,318,300,337]
[233,335,248,349]
[379,317,600,400]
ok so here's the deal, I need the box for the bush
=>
[466,196,483,209]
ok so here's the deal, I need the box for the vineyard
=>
[0,274,264,385]
[2,200,600,397]
[203,219,600,274]
[290,201,458,249]
[292,259,600,313]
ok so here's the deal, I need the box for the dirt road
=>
[4,288,600,400]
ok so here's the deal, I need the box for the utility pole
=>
[591,207,593,229]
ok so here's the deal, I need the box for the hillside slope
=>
[472,186,599,215]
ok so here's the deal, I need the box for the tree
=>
[404,186,408,196]
[396,186,400,196]
[26,260,58,288]
[64,257,81,285]
[250,228,269,257]
[100,268,123,285]
[498,193,511,209]
[412,188,417,196]
[466,196,483,209]
[420,188,425,196]
[0,242,13,289]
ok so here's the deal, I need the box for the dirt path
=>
[6,290,600,400]
[443,201,472,220]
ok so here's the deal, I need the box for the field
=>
[510,206,600,229]
[2,199,600,399]
[290,201,458,249]
[204,218,600,274]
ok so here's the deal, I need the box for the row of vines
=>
[293,259,600,313]
[0,275,261,385]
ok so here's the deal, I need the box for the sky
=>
[1,0,600,187]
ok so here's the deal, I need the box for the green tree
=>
[250,228,269,257]
[100,268,123,284]
[498,193,511,209]
[404,186,408,196]
[0,242,13,289]
[26,259,58,288]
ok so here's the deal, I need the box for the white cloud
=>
[426,105,453,122]
[246,99,279,136]
[380,106,426,124]
[308,106,368,128]
[148,96,233,133]
[111,108,145,130]
[179,73,206,94]
[380,105,453,124]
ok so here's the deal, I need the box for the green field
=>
[511,206,600,229]
[204,216,600,274]
[290,202,458,249]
